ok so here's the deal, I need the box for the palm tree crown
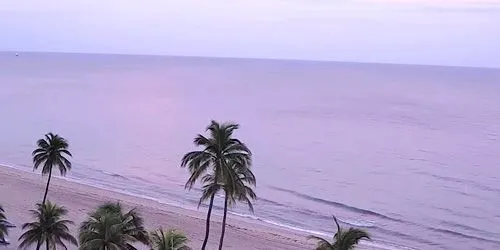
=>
[181,121,252,190]
[18,201,77,250]
[224,161,257,210]
[181,121,253,250]
[0,205,14,246]
[33,132,72,175]
[149,228,189,250]
[79,202,149,250]
[308,216,370,250]
[32,132,72,204]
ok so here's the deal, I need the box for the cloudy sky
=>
[1,0,499,67]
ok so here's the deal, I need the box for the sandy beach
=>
[0,165,312,250]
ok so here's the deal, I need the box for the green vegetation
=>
[149,228,190,250]
[18,201,77,250]
[78,202,149,249]
[308,216,370,250]
[181,121,256,250]
[0,205,12,246]
[3,129,371,249]
[32,133,73,205]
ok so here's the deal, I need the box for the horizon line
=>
[1,50,499,70]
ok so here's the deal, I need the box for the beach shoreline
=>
[0,165,313,249]
[1,53,499,250]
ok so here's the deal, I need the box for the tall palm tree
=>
[149,228,189,250]
[32,132,72,205]
[18,201,77,250]
[217,162,256,250]
[0,205,13,246]
[79,202,149,250]
[180,120,252,250]
[308,216,370,250]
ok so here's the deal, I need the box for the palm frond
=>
[18,201,77,249]
[0,205,11,246]
[150,228,189,250]
[333,215,341,237]
[181,119,255,249]
[335,228,370,250]
[309,215,370,250]
[198,182,221,208]
[32,133,72,176]
[308,235,335,250]
[192,134,213,148]
[79,202,148,249]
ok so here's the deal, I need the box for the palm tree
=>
[308,216,370,250]
[217,162,256,250]
[32,132,72,205]
[18,201,77,250]
[0,205,13,246]
[180,121,252,250]
[149,228,189,250]
[79,202,149,249]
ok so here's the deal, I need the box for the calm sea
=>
[1,52,499,249]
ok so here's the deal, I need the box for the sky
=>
[1,0,499,68]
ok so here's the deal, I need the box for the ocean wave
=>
[340,218,375,228]
[362,240,418,250]
[269,186,403,223]
[257,194,377,228]
[254,197,287,207]
[228,211,412,250]
[97,169,129,180]
[68,176,203,212]
[283,206,375,228]
[1,163,407,250]
[228,210,332,238]
[425,225,500,244]
[438,220,499,238]
[374,226,438,247]
[415,171,500,193]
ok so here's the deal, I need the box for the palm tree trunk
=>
[35,240,41,250]
[45,239,49,250]
[201,194,215,250]
[42,167,52,205]
[218,194,229,250]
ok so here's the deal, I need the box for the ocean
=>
[0,52,499,249]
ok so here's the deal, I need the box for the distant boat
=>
[15,53,19,57]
